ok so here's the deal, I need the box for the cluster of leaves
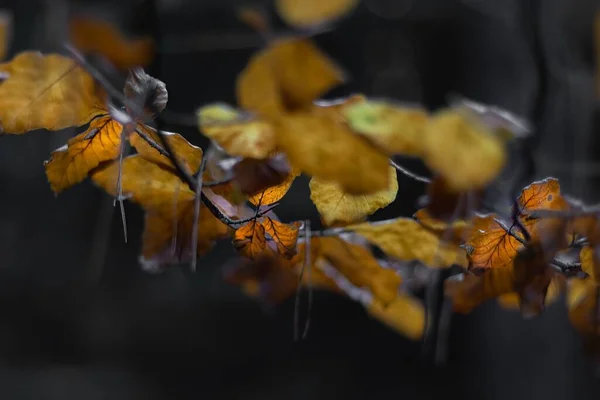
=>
[1,0,600,355]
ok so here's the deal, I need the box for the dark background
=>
[0,0,598,398]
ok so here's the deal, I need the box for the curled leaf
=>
[124,68,168,121]
[309,166,398,226]
[233,155,290,196]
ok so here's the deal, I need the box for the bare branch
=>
[389,159,431,183]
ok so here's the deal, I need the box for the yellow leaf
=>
[367,295,425,340]
[348,218,468,268]
[261,217,301,259]
[234,221,267,259]
[309,166,398,226]
[422,109,505,191]
[276,111,390,195]
[44,116,122,193]
[197,103,276,159]
[275,0,359,28]
[236,38,344,115]
[319,237,401,305]
[0,52,106,133]
[344,100,430,156]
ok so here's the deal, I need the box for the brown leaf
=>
[69,15,154,70]
[275,0,359,28]
[248,167,300,206]
[0,10,13,61]
[580,246,600,285]
[261,217,301,259]
[124,68,167,121]
[349,218,468,268]
[418,176,484,222]
[0,52,106,133]
[44,116,123,193]
[234,221,267,259]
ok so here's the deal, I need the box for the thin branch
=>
[511,201,531,243]
[389,159,431,183]
[294,220,312,341]
[190,156,207,272]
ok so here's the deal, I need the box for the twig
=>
[294,220,312,341]
[190,156,207,272]
[302,220,313,340]
[114,127,131,242]
[389,159,431,184]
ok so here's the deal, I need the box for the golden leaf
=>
[197,103,276,159]
[567,278,600,337]
[234,221,267,259]
[349,218,467,268]
[91,155,229,267]
[0,52,106,133]
[275,0,359,28]
[236,38,344,115]
[69,15,154,70]
[367,295,425,340]
[422,109,505,191]
[276,110,390,195]
[309,166,398,226]
[319,237,402,305]
[261,217,301,259]
[343,100,430,156]
[44,115,122,194]
[580,246,600,285]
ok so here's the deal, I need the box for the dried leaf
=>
[344,100,430,156]
[234,221,267,259]
[0,52,106,133]
[580,246,600,285]
[367,295,425,340]
[197,103,276,159]
[236,38,344,115]
[445,269,514,313]
[309,166,398,226]
[262,217,301,259]
[248,167,300,206]
[413,208,468,245]
[418,176,484,221]
[497,276,564,311]
[349,218,468,268]
[69,15,153,70]
[567,278,600,337]
[124,68,167,121]
[517,177,569,239]
[319,237,401,305]
[91,155,229,268]
[422,109,505,191]
[276,110,390,195]
[275,0,359,28]
[0,10,13,61]
[44,116,122,193]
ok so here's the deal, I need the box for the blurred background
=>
[0,0,599,398]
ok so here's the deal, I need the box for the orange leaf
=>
[445,269,514,313]
[413,208,468,245]
[248,167,299,206]
[463,213,523,271]
[580,246,600,285]
[234,221,267,259]
[44,115,122,193]
[91,155,230,269]
[232,156,290,197]
[129,125,203,175]
[69,15,154,70]
[0,52,106,133]
[261,217,301,259]
[236,38,344,116]
[517,177,569,238]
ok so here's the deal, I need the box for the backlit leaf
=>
[0,52,106,133]
[309,166,398,226]
[248,166,299,206]
[234,221,267,259]
[261,217,301,259]
[349,218,467,268]
[44,115,122,193]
